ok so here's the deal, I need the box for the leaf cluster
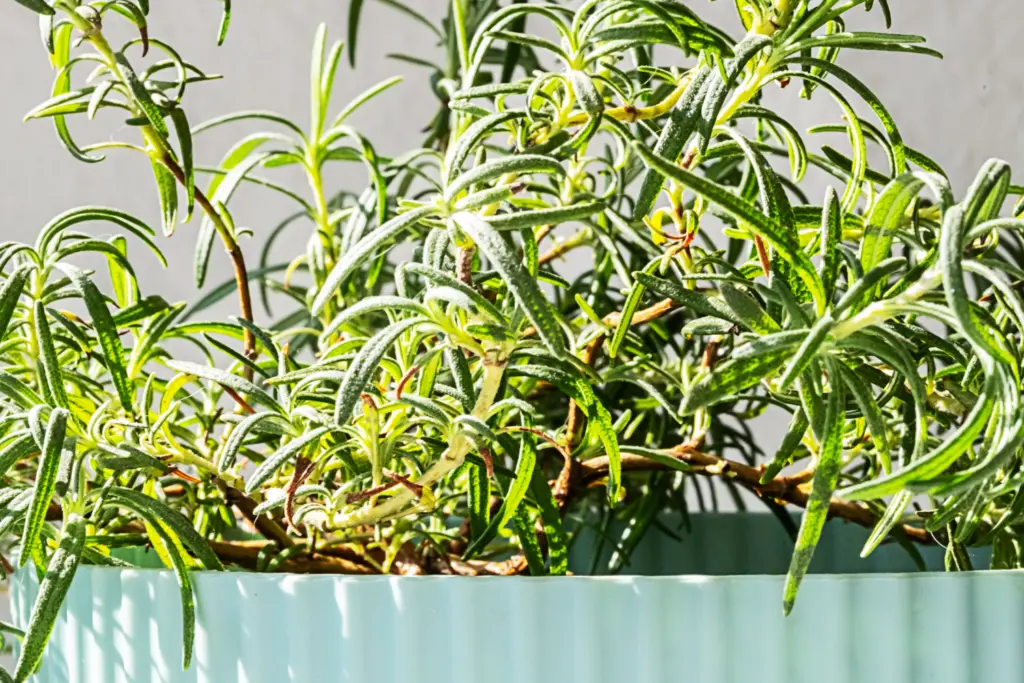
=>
[3,0,1022,676]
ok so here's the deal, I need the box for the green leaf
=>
[334,318,423,424]
[95,443,169,475]
[787,31,941,59]
[609,265,652,359]
[833,256,907,316]
[217,0,231,44]
[861,490,913,558]
[635,143,825,310]
[445,348,477,413]
[512,506,545,575]
[783,362,844,615]
[332,76,404,131]
[0,432,38,480]
[719,284,780,335]
[20,407,68,567]
[453,212,565,357]
[404,263,506,323]
[192,110,305,139]
[837,363,892,473]
[529,466,568,575]
[633,67,711,219]
[347,0,364,64]
[964,158,1012,228]
[135,506,196,669]
[484,202,604,232]
[320,295,429,341]
[733,0,754,29]
[681,331,806,415]
[0,372,44,410]
[787,56,907,175]
[760,411,809,484]
[696,35,772,150]
[106,236,135,308]
[107,2,148,54]
[36,206,163,265]
[0,265,33,342]
[34,302,68,410]
[105,487,223,570]
[778,314,834,391]
[576,381,621,502]
[39,11,55,54]
[12,0,55,15]
[633,272,741,326]
[312,205,438,315]
[166,360,281,412]
[246,427,329,493]
[733,105,809,181]
[941,205,1014,365]
[446,111,524,184]
[48,23,102,163]
[14,516,84,683]
[114,52,168,139]
[150,159,178,237]
[170,109,195,219]
[567,69,603,115]
[500,429,537,528]
[838,375,996,501]
[112,295,170,327]
[772,70,867,216]
[127,304,185,377]
[860,173,926,273]
[819,187,843,302]
[468,457,489,540]
[217,412,293,470]
[462,430,534,560]
[445,155,565,202]
[60,265,134,412]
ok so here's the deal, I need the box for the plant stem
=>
[563,74,694,128]
[831,269,943,339]
[580,445,934,545]
[330,351,508,529]
[305,158,339,323]
[65,11,256,363]
[158,147,257,361]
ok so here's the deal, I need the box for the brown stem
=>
[456,246,475,285]
[580,445,933,545]
[753,235,771,278]
[538,230,588,265]
[565,336,603,447]
[222,386,256,415]
[207,540,376,574]
[73,23,257,364]
[161,155,256,367]
[223,485,296,549]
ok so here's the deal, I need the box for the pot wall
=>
[10,514,1021,683]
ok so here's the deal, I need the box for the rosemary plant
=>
[2,0,1022,677]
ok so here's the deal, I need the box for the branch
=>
[223,485,297,549]
[522,296,679,340]
[207,540,378,574]
[580,445,933,545]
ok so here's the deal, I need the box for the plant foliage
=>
[2,0,1022,675]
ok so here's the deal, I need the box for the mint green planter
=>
[10,514,1021,683]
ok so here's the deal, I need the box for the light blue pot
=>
[10,514,1022,683]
